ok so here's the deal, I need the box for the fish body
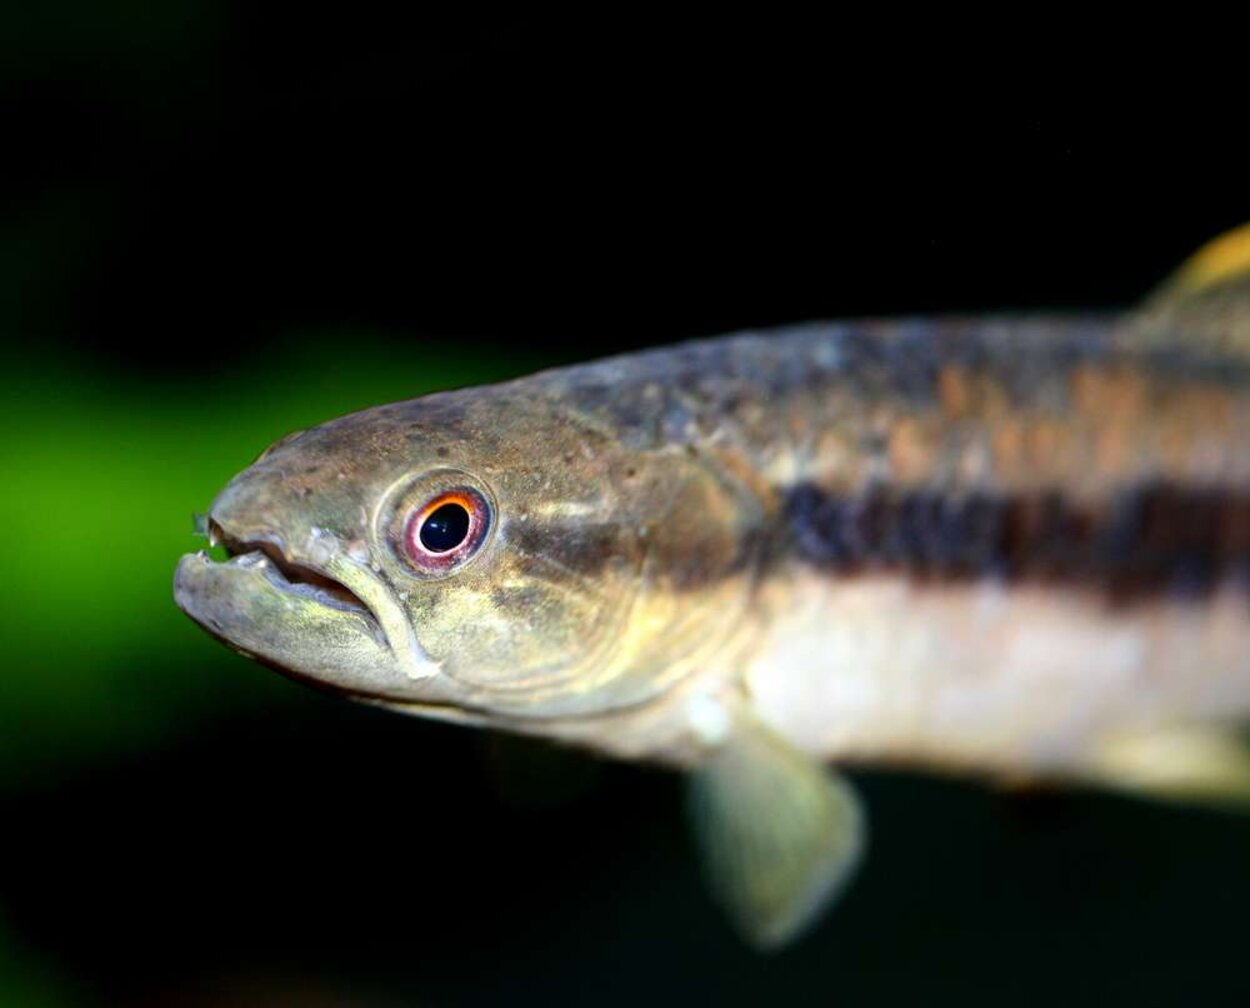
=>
[175,226,1250,946]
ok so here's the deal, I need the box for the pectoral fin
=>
[687,717,865,949]
[1087,724,1250,807]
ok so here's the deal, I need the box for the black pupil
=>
[419,502,471,553]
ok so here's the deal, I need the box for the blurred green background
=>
[4,5,1250,1006]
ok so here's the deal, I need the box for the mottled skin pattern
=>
[175,296,1250,789]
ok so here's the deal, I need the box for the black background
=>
[4,9,1250,1007]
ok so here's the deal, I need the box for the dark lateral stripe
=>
[782,481,1250,601]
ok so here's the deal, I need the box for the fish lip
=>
[195,516,443,682]
[209,521,377,626]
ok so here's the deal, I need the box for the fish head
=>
[174,385,761,727]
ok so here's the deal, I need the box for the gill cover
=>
[369,400,762,717]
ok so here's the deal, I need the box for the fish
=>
[175,224,1250,949]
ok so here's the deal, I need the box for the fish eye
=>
[402,487,491,574]
[420,501,470,552]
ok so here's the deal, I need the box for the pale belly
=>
[743,569,1250,779]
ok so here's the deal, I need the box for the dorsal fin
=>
[1123,223,1250,359]
[1158,222,1250,297]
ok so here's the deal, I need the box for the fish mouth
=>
[174,517,444,699]
[210,521,378,629]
